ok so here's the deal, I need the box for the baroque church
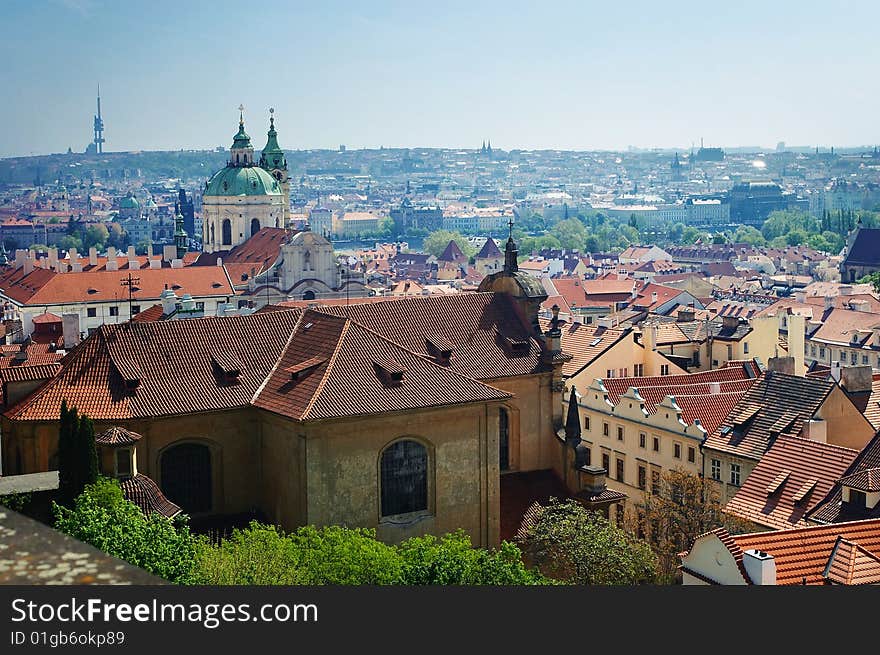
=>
[1,232,608,547]
[196,109,367,303]
[202,108,290,254]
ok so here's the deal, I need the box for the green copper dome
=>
[204,165,282,197]
[119,195,140,209]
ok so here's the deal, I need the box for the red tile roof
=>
[193,227,292,273]
[120,474,180,518]
[703,372,838,461]
[540,317,628,377]
[733,519,880,585]
[131,304,164,323]
[0,266,235,305]
[95,426,142,445]
[725,435,859,530]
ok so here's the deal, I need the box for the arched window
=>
[499,408,510,471]
[302,290,316,300]
[222,219,232,245]
[380,439,428,517]
[210,223,215,244]
[235,154,239,165]
[160,442,212,514]
[303,249,311,271]
[250,218,260,237]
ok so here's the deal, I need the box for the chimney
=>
[579,465,609,497]
[107,246,117,261]
[127,245,136,259]
[678,308,695,322]
[48,247,58,269]
[795,291,806,304]
[163,245,176,263]
[742,549,776,585]
[802,418,827,443]
[88,247,97,267]
[62,313,81,349]
[68,247,78,263]
[840,365,873,394]
[22,255,33,275]
[767,356,795,375]
[840,284,853,296]
[824,295,834,311]
[160,287,178,316]
[14,249,26,269]
[149,258,161,269]
[722,315,739,330]
[651,291,658,304]
[641,324,657,352]
[709,381,721,395]
[171,258,184,269]
[71,260,82,273]
[147,242,153,258]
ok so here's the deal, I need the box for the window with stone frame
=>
[380,440,428,517]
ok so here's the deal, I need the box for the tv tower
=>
[93,84,105,154]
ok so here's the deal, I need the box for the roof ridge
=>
[300,316,352,421]
[250,308,306,404]
[337,316,511,392]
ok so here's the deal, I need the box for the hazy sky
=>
[3,0,880,157]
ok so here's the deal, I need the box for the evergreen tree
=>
[77,414,99,490]
[57,400,79,505]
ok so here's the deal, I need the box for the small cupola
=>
[95,426,142,481]
[839,469,880,512]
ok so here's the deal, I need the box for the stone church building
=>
[1,236,588,546]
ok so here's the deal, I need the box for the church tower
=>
[230,107,254,166]
[260,108,290,225]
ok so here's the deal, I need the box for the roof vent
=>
[211,352,242,383]
[426,335,455,365]
[284,356,325,381]
[373,355,406,387]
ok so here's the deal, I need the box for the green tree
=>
[550,218,588,251]
[397,530,549,585]
[423,230,475,259]
[517,498,657,585]
[82,224,110,250]
[107,223,129,250]
[57,235,82,252]
[53,478,200,584]
[628,468,749,583]
[732,225,766,246]
[57,403,99,506]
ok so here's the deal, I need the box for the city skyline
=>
[4,0,880,157]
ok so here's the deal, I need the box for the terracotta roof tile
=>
[95,426,142,445]
[733,518,880,585]
[541,317,628,377]
[120,474,181,518]
[725,435,859,530]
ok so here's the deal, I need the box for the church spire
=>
[260,107,286,172]
[504,217,518,273]
[174,203,188,259]
[230,105,254,166]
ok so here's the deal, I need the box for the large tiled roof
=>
[807,307,880,347]
[252,311,509,421]
[601,362,760,408]
[312,293,548,380]
[194,227,293,273]
[0,265,236,305]
[7,304,511,424]
[725,435,859,530]
[6,310,302,421]
[703,372,836,461]
[808,431,880,524]
[540,317,627,377]
[733,519,880,585]
[844,228,880,267]
[476,238,502,259]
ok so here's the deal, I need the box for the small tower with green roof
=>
[260,107,290,225]
[230,105,254,167]
[174,203,188,259]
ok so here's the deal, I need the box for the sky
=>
[2,0,880,157]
